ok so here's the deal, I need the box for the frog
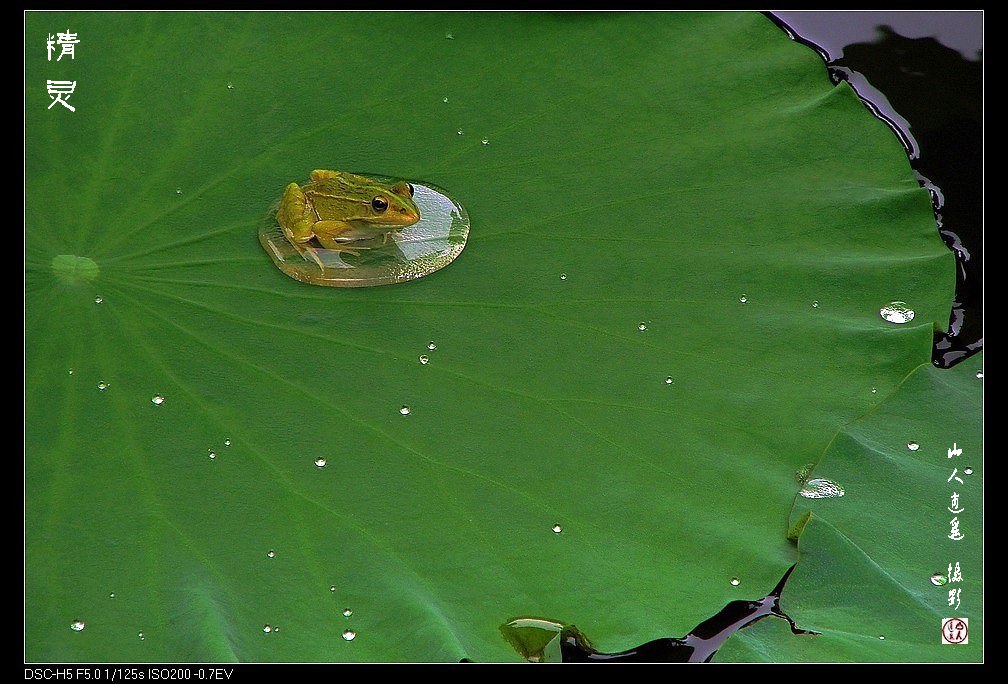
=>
[276,169,421,269]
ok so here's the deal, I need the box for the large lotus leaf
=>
[25,11,955,661]
[718,353,983,662]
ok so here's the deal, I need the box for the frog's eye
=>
[371,196,389,213]
[392,181,414,198]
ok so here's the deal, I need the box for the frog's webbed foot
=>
[315,233,361,257]
[310,169,342,182]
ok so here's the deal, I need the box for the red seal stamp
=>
[941,617,968,644]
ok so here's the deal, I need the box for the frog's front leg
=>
[314,221,362,257]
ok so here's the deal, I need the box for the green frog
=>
[276,169,421,268]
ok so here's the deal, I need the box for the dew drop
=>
[559,273,567,280]
[70,620,85,632]
[226,82,234,90]
[315,458,327,468]
[871,387,878,394]
[263,624,272,633]
[224,438,231,447]
[342,629,356,641]
[637,322,647,331]
[457,129,463,135]
[931,572,948,586]
[445,32,454,40]
[976,370,983,379]
[739,295,748,303]
[730,577,740,586]
[443,97,449,103]
[94,295,103,304]
[964,467,973,475]
[427,341,437,351]
[68,369,74,375]
[799,478,845,499]
[151,394,165,405]
[481,138,489,145]
[175,188,182,195]
[97,382,109,391]
[109,592,116,599]
[329,585,337,592]
[342,608,353,618]
[207,449,216,460]
[138,631,145,640]
[812,300,819,308]
[419,354,429,365]
[551,523,562,534]
[267,550,275,558]
[907,441,920,451]
[878,635,885,640]
[879,301,915,324]
[399,405,411,415]
[664,376,673,385]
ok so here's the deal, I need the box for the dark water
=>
[768,11,983,369]
[500,565,815,663]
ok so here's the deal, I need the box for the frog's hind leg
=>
[314,221,362,257]
[277,183,325,271]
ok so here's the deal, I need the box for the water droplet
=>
[445,32,454,40]
[442,97,449,103]
[730,577,740,586]
[97,382,109,391]
[637,322,647,331]
[138,631,145,640]
[227,82,234,90]
[457,129,463,135]
[976,370,983,379]
[907,442,920,451]
[224,438,231,447]
[315,458,327,468]
[427,341,437,351]
[870,387,878,394]
[419,354,429,365]
[207,449,216,460]
[878,635,885,640]
[964,467,973,475]
[342,608,353,618]
[273,625,281,633]
[799,478,845,499]
[151,394,165,405]
[399,405,411,415]
[263,624,272,633]
[481,138,490,146]
[70,620,85,632]
[94,295,103,304]
[930,572,948,586]
[551,524,562,534]
[342,629,356,641]
[175,188,182,196]
[812,300,819,308]
[68,369,74,375]
[664,376,673,385]
[559,273,567,280]
[108,592,116,599]
[267,550,275,558]
[739,295,748,303]
[330,585,337,592]
[879,301,915,324]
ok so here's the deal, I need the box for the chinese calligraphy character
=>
[947,443,962,459]
[54,30,79,61]
[948,587,961,610]
[948,492,964,514]
[46,80,76,112]
[948,562,963,583]
[46,34,55,61]
[948,517,964,541]
[947,468,963,485]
